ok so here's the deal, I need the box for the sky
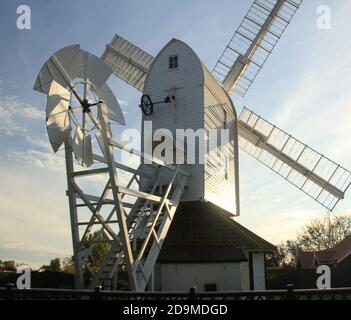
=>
[1,0,351,268]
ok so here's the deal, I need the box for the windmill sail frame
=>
[101,34,154,92]
[238,107,351,211]
[212,0,303,96]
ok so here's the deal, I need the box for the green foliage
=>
[59,231,112,274]
[266,240,301,268]
[269,214,351,268]
[297,214,351,251]
[0,260,16,271]
[40,258,62,272]
[61,256,75,274]
[83,231,111,272]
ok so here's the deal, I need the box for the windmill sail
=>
[101,34,154,92]
[34,45,112,94]
[238,107,351,211]
[213,0,303,96]
[36,45,125,168]
[46,81,71,152]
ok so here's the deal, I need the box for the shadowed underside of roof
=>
[158,201,275,263]
[297,252,316,269]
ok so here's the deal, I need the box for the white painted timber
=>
[252,252,266,290]
[142,39,239,215]
[156,263,244,291]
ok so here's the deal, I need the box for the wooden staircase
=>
[88,162,188,291]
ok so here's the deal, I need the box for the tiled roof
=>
[317,236,351,263]
[158,201,275,263]
[297,252,316,269]
[297,235,351,268]
[315,251,336,263]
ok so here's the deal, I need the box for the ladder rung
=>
[115,186,176,206]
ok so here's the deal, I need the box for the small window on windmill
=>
[169,55,178,70]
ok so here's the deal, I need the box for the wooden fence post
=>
[286,284,296,300]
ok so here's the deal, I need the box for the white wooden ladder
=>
[85,119,189,291]
[88,163,188,291]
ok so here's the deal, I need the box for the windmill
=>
[34,0,351,292]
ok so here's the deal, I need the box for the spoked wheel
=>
[68,81,101,133]
[140,94,154,116]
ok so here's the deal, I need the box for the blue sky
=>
[1,0,351,267]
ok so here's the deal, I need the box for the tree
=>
[40,258,62,272]
[0,260,16,272]
[266,243,287,268]
[269,214,351,268]
[266,240,302,268]
[84,231,111,272]
[36,231,111,275]
[297,214,351,251]
[61,256,75,274]
[60,231,112,274]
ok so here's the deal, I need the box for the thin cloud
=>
[0,163,71,268]
[0,94,44,137]
[7,148,66,172]
[25,135,52,150]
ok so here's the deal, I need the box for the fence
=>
[1,285,351,300]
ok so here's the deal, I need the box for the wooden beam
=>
[73,167,109,177]
[238,122,344,199]
[109,138,190,177]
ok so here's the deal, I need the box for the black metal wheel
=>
[140,94,154,116]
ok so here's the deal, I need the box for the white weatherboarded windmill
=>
[34,0,351,292]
